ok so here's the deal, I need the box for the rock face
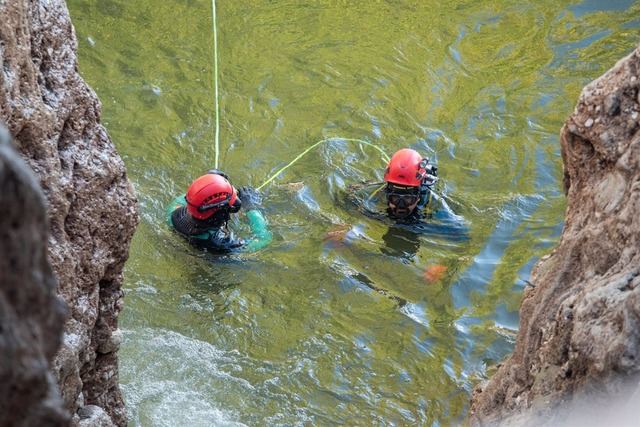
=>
[0,1,139,426]
[0,127,68,426]
[469,47,640,425]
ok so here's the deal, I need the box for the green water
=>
[67,0,639,425]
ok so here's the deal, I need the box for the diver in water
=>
[381,148,439,221]
[347,148,468,246]
[167,169,272,253]
[331,148,468,303]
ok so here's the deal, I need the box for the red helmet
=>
[185,174,237,220]
[384,148,424,187]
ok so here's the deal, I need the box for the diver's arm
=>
[238,186,272,252]
[243,209,272,252]
[166,194,187,226]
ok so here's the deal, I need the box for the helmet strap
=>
[417,184,430,210]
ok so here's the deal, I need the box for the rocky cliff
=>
[469,47,640,425]
[0,127,69,426]
[0,1,138,426]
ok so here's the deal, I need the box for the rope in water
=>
[256,137,390,191]
[211,0,221,168]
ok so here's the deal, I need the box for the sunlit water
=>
[67,0,640,425]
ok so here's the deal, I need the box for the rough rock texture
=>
[0,1,139,426]
[469,47,640,425]
[0,127,69,426]
[78,405,118,427]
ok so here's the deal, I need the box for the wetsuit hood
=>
[171,206,229,236]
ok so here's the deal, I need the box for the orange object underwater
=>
[423,265,448,283]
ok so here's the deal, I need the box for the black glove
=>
[206,169,229,179]
[238,186,262,211]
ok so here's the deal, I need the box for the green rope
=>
[257,137,390,191]
[212,0,221,168]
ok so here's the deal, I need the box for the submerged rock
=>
[0,1,139,425]
[469,47,640,425]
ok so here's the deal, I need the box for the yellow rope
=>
[257,137,390,191]
[212,0,221,168]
